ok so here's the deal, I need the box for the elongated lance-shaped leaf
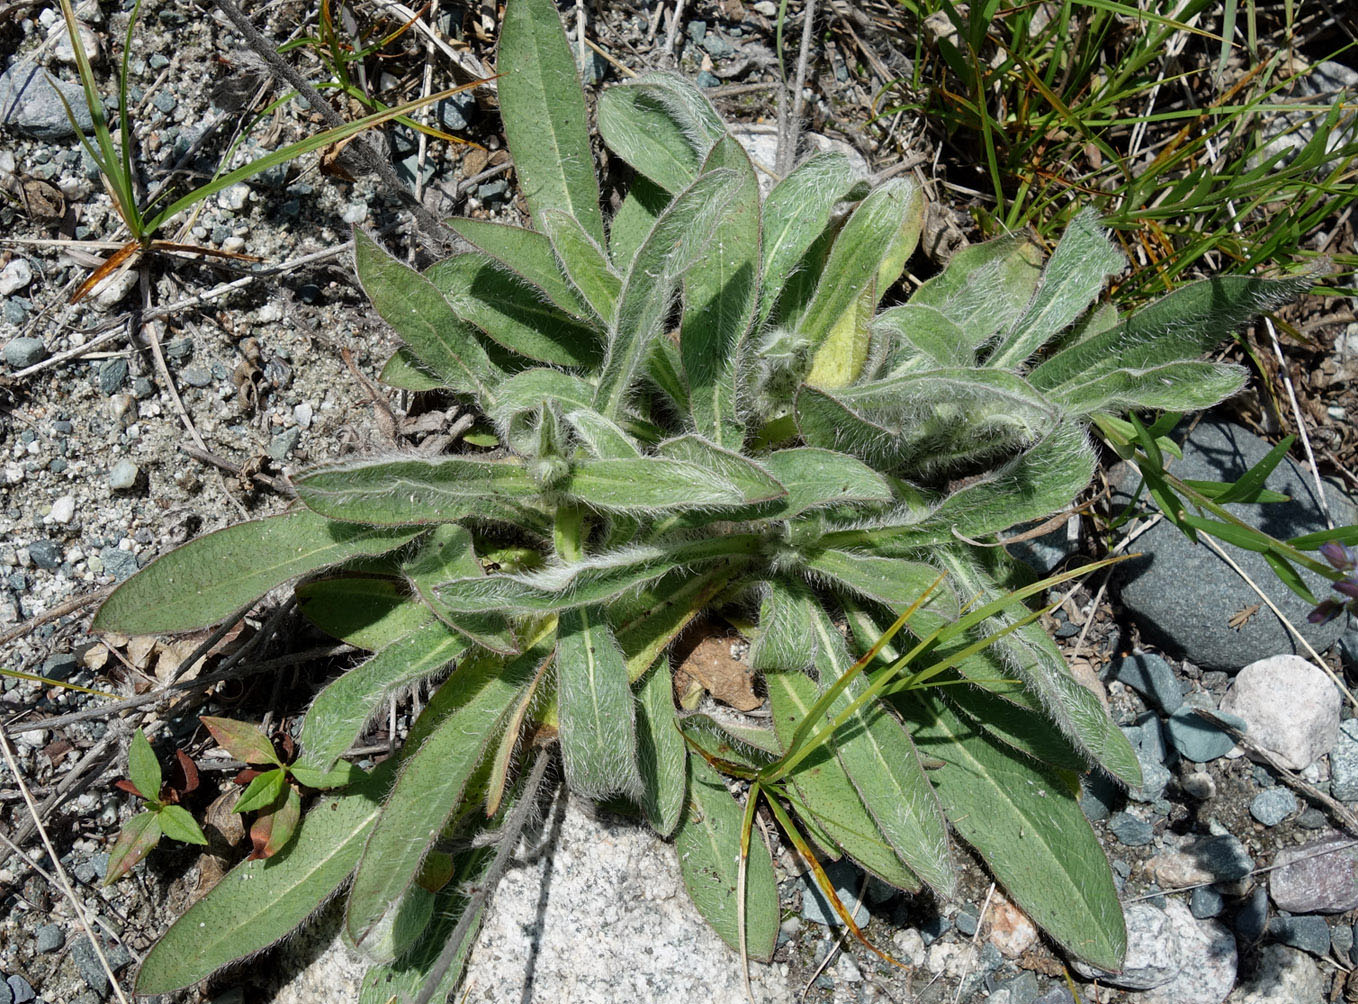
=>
[425,253,603,369]
[766,670,920,892]
[540,208,622,325]
[802,603,953,894]
[1054,360,1247,416]
[930,548,1141,787]
[614,564,746,681]
[796,368,1058,476]
[436,534,762,615]
[657,435,785,505]
[445,218,591,320]
[807,178,924,388]
[644,333,691,414]
[680,712,784,762]
[596,72,728,193]
[295,455,539,527]
[798,179,923,369]
[557,607,643,798]
[681,135,761,447]
[298,615,469,771]
[759,152,866,325]
[565,456,748,511]
[901,688,1127,971]
[943,681,1088,773]
[354,229,502,405]
[675,756,779,962]
[490,368,663,447]
[346,638,553,950]
[903,422,1096,546]
[636,659,687,836]
[907,233,1044,349]
[749,576,818,673]
[987,210,1125,370]
[134,762,394,994]
[296,577,425,651]
[403,524,520,654]
[608,174,671,269]
[379,346,444,391]
[751,448,893,519]
[565,408,643,458]
[1029,271,1316,392]
[806,551,960,618]
[496,0,604,243]
[875,304,974,372]
[594,167,742,420]
[357,847,492,1004]
[93,511,419,636]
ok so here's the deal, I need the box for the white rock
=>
[48,495,75,524]
[271,798,795,1003]
[1219,654,1340,770]
[891,928,925,964]
[49,21,101,66]
[1074,903,1182,989]
[1225,944,1324,1004]
[216,183,251,212]
[0,258,33,296]
[293,402,314,428]
[1075,900,1235,1003]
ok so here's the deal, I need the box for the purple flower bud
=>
[1320,541,1354,571]
[1335,578,1358,600]
[1308,598,1344,624]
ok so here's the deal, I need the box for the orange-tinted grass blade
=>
[680,727,760,780]
[70,240,141,303]
[763,793,903,968]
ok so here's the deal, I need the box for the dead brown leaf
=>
[673,633,761,712]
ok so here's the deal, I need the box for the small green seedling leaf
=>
[126,728,162,805]
[233,768,287,814]
[202,717,283,767]
[103,811,162,885]
[155,804,208,846]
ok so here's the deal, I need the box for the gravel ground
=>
[3,2,1358,1003]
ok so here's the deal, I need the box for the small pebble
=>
[3,337,47,368]
[28,539,61,570]
[47,495,75,525]
[1235,887,1269,942]
[6,975,34,1004]
[1332,922,1354,960]
[107,460,140,491]
[1108,811,1154,846]
[1181,771,1217,800]
[955,909,978,936]
[1165,705,1243,762]
[180,365,213,387]
[1329,718,1358,802]
[268,428,301,461]
[1250,787,1298,826]
[97,357,128,395]
[100,547,138,581]
[1110,652,1183,713]
[1190,886,1223,919]
[0,258,33,296]
[696,70,721,88]
[1269,914,1331,957]
[35,923,63,953]
[1296,807,1328,828]
[919,913,952,945]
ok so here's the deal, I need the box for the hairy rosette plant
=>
[92,0,1313,997]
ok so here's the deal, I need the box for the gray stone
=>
[1268,914,1331,957]
[268,427,301,461]
[107,460,140,491]
[696,70,721,88]
[3,337,47,368]
[1250,787,1299,826]
[1032,991,1073,1004]
[268,799,795,1003]
[180,365,213,387]
[1109,811,1155,846]
[1110,652,1184,712]
[5,975,31,1004]
[1075,900,1235,1004]
[1297,807,1328,829]
[1198,833,1255,881]
[1112,421,1356,669]
[1270,836,1358,913]
[919,912,951,945]
[800,858,868,928]
[1224,944,1324,1004]
[1221,655,1341,770]
[954,909,978,936]
[1340,628,1358,672]
[1332,921,1354,960]
[435,91,476,132]
[1182,771,1217,799]
[0,977,12,1004]
[1167,705,1244,763]
[994,971,1040,1004]
[97,357,128,395]
[1072,902,1182,989]
[1190,886,1224,919]
[0,63,96,139]
[35,923,63,953]
[100,547,138,581]
[1330,718,1358,801]
[1006,521,1070,574]
[1235,887,1270,943]
[28,539,60,570]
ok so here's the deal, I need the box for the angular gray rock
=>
[1220,655,1340,770]
[1112,421,1355,670]
[1224,944,1324,1004]
[1330,718,1358,802]
[0,63,96,139]
[1074,900,1235,1004]
[1269,836,1358,914]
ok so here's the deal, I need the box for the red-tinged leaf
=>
[233,768,262,786]
[167,749,200,797]
[248,786,302,859]
[233,768,286,814]
[114,779,145,798]
[103,811,162,885]
[201,717,282,766]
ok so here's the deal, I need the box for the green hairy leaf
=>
[104,1,1317,985]
[93,511,419,635]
